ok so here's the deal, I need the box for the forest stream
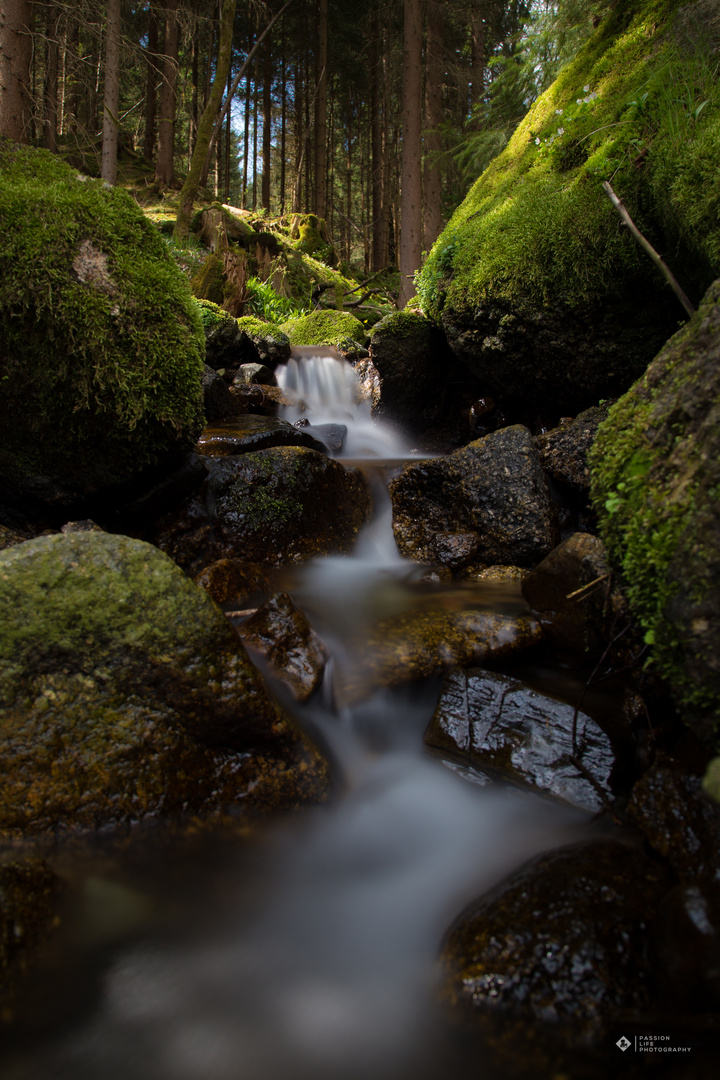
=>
[0,355,708,1079]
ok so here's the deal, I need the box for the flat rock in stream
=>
[196,415,327,457]
[425,669,615,812]
[334,610,542,706]
[0,533,328,837]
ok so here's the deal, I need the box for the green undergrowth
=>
[418,0,720,321]
[279,309,367,347]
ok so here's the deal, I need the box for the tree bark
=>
[313,0,328,219]
[0,0,34,142]
[469,5,486,120]
[155,0,180,190]
[101,0,122,185]
[43,5,60,152]
[143,6,159,161]
[174,0,237,239]
[399,0,423,307]
[423,0,444,253]
[261,23,272,209]
[370,3,385,272]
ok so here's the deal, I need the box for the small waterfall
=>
[276,351,412,461]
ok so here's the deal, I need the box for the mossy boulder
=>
[0,142,205,514]
[0,532,328,837]
[290,213,337,266]
[279,310,367,348]
[417,0,720,413]
[236,315,291,368]
[589,278,720,744]
[368,310,450,431]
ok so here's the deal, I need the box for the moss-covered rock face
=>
[417,0,720,412]
[0,532,328,836]
[0,143,205,513]
[368,311,449,431]
[279,310,367,348]
[589,278,720,743]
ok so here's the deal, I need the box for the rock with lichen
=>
[0,532,328,837]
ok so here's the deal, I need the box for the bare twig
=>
[603,181,696,318]
[565,573,611,601]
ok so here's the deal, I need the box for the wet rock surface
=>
[0,533,328,836]
[368,311,448,431]
[0,858,62,998]
[233,363,277,387]
[390,426,558,569]
[195,415,328,457]
[535,403,609,501]
[237,593,327,702]
[441,839,671,1048]
[201,364,242,422]
[521,532,631,665]
[193,558,272,607]
[335,610,542,704]
[426,669,615,812]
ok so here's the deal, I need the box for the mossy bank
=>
[417,0,720,412]
[0,142,205,515]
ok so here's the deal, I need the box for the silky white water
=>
[7,355,582,1080]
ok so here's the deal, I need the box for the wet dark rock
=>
[201,364,243,421]
[440,294,676,416]
[426,669,615,812]
[336,610,542,705]
[353,358,382,411]
[368,311,448,431]
[236,318,292,369]
[460,564,526,584]
[651,882,720,1011]
[195,415,328,457]
[628,761,720,886]
[228,384,292,416]
[202,309,245,370]
[233,363,277,387]
[521,533,632,665]
[441,839,670,1048]
[238,592,327,702]
[155,448,371,573]
[208,449,371,566]
[535,404,609,502]
[390,425,558,569]
[0,858,62,998]
[60,519,103,534]
[194,559,272,607]
[433,532,480,571]
[0,532,328,837]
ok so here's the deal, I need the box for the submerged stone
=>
[426,669,615,812]
[0,533,328,837]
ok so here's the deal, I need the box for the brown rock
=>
[238,593,327,702]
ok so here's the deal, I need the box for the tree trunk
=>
[399,0,423,307]
[155,0,180,190]
[279,21,286,213]
[174,0,237,239]
[470,6,486,121]
[370,3,385,272]
[313,0,328,219]
[0,0,34,142]
[143,7,159,161]
[423,0,444,253]
[261,24,272,209]
[43,5,60,152]
[101,0,122,185]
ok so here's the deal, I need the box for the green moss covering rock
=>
[0,142,205,512]
[190,253,225,304]
[0,532,328,836]
[279,310,367,348]
[368,310,449,430]
[417,0,720,412]
[236,316,291,367]
[589,277,720,743]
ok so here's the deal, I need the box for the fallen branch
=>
[603,181,696,318]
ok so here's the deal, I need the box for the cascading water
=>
[5,353,583,1080]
